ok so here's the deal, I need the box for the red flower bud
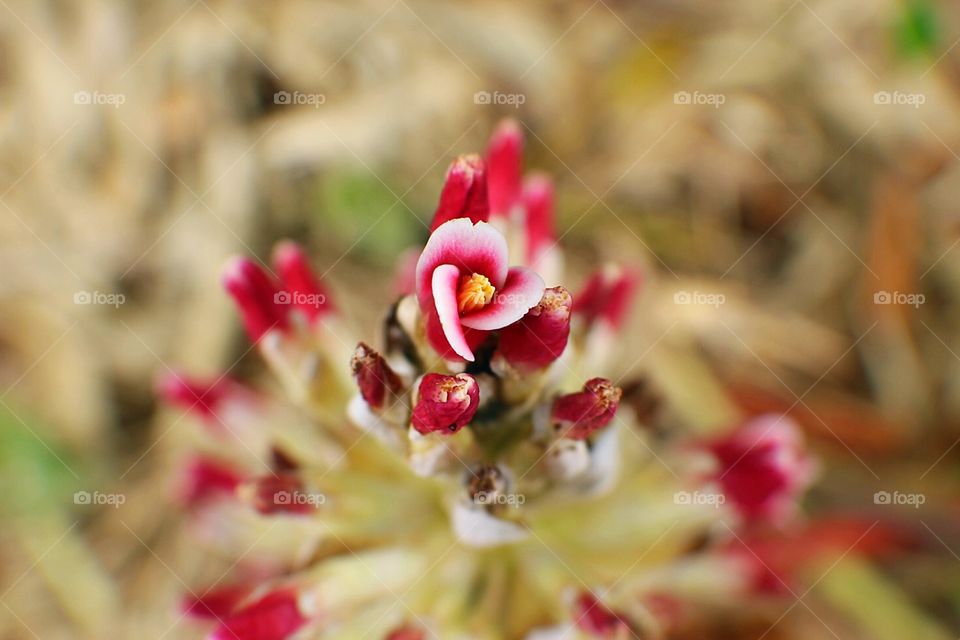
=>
[351,342,404,411]
[552,378,622,440]
[429,155,489,231]
[179,456,244,506]
[272,241,334,322]
[707,414,815,525]
[209,588,307,640]
[411,373,479,435]
[522,173,555,263]
[223,257,289,341]
[486,119,523,218]
[573,267,640,331]
[573,592,634,637]
[181,584,252,620]
[498,286,571,371]
[156,372,251,428]
[385,625,425,640]
[242,473,318,516]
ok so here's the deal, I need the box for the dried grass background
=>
[1,0,960,638]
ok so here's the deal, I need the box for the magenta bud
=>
[573,592,634,637]
[411,373,480,435]
[708,414,816,525]
[209,588,307,640]
[551,378,622,440]
[486,119,523,217]
[522,173,556,263]
[385,625,425,640]
[223,257,289,342]
[156,372,249,427]
[351,342,404,411]
[181,584,252,620]
[498,286,571,371]
[429,155,489,232]
[572,267,640,331]
[272,241,334,323]
[179,456,244,506]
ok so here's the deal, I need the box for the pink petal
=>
[432,264,475,361]
[272,241,334,322]
[415,219,508,312]
[425,310,488,362]
[182,584,252,620]
[459,267,545,331]
[209,588,307,640]
[486,119,523,217]
[522,173,556,263]
[222,257,288,341]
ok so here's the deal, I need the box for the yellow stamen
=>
[457,273,495,314]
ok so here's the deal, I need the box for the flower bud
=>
[240,473,317,516]
[551,378,622,440]
[429,155,489,231]
[707,414,816,525]
[351,342,404,411]
[181,584,251,620]
[209,588,308,640]
[522,173,555,263]
[573,266,640,331]
[573,592,634,637]
[385,625,425,640]
[222,257,289,341]
[156,372,250,428]
[411,373,479,435]
[272,241,334,323]
[486,119,523,218]
[178,456,244,506]
[498,286,571,371]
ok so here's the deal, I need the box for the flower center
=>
[457,273,495,314]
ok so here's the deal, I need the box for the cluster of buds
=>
[163,121,818,639]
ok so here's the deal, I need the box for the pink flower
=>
[429,155,489,232]
[497,286,571,371]
[707,414,816,525]
[416,218,545,361]
[208,588,307,640]
[351,342,404,411]
[411,373,480,435]
[573,267,640,331]
[551,378,622,440]
[223,242,333,342]
[573,592,634,638]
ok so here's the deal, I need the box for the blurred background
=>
[1,0,960,637]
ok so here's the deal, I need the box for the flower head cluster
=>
[163,121,818,640]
